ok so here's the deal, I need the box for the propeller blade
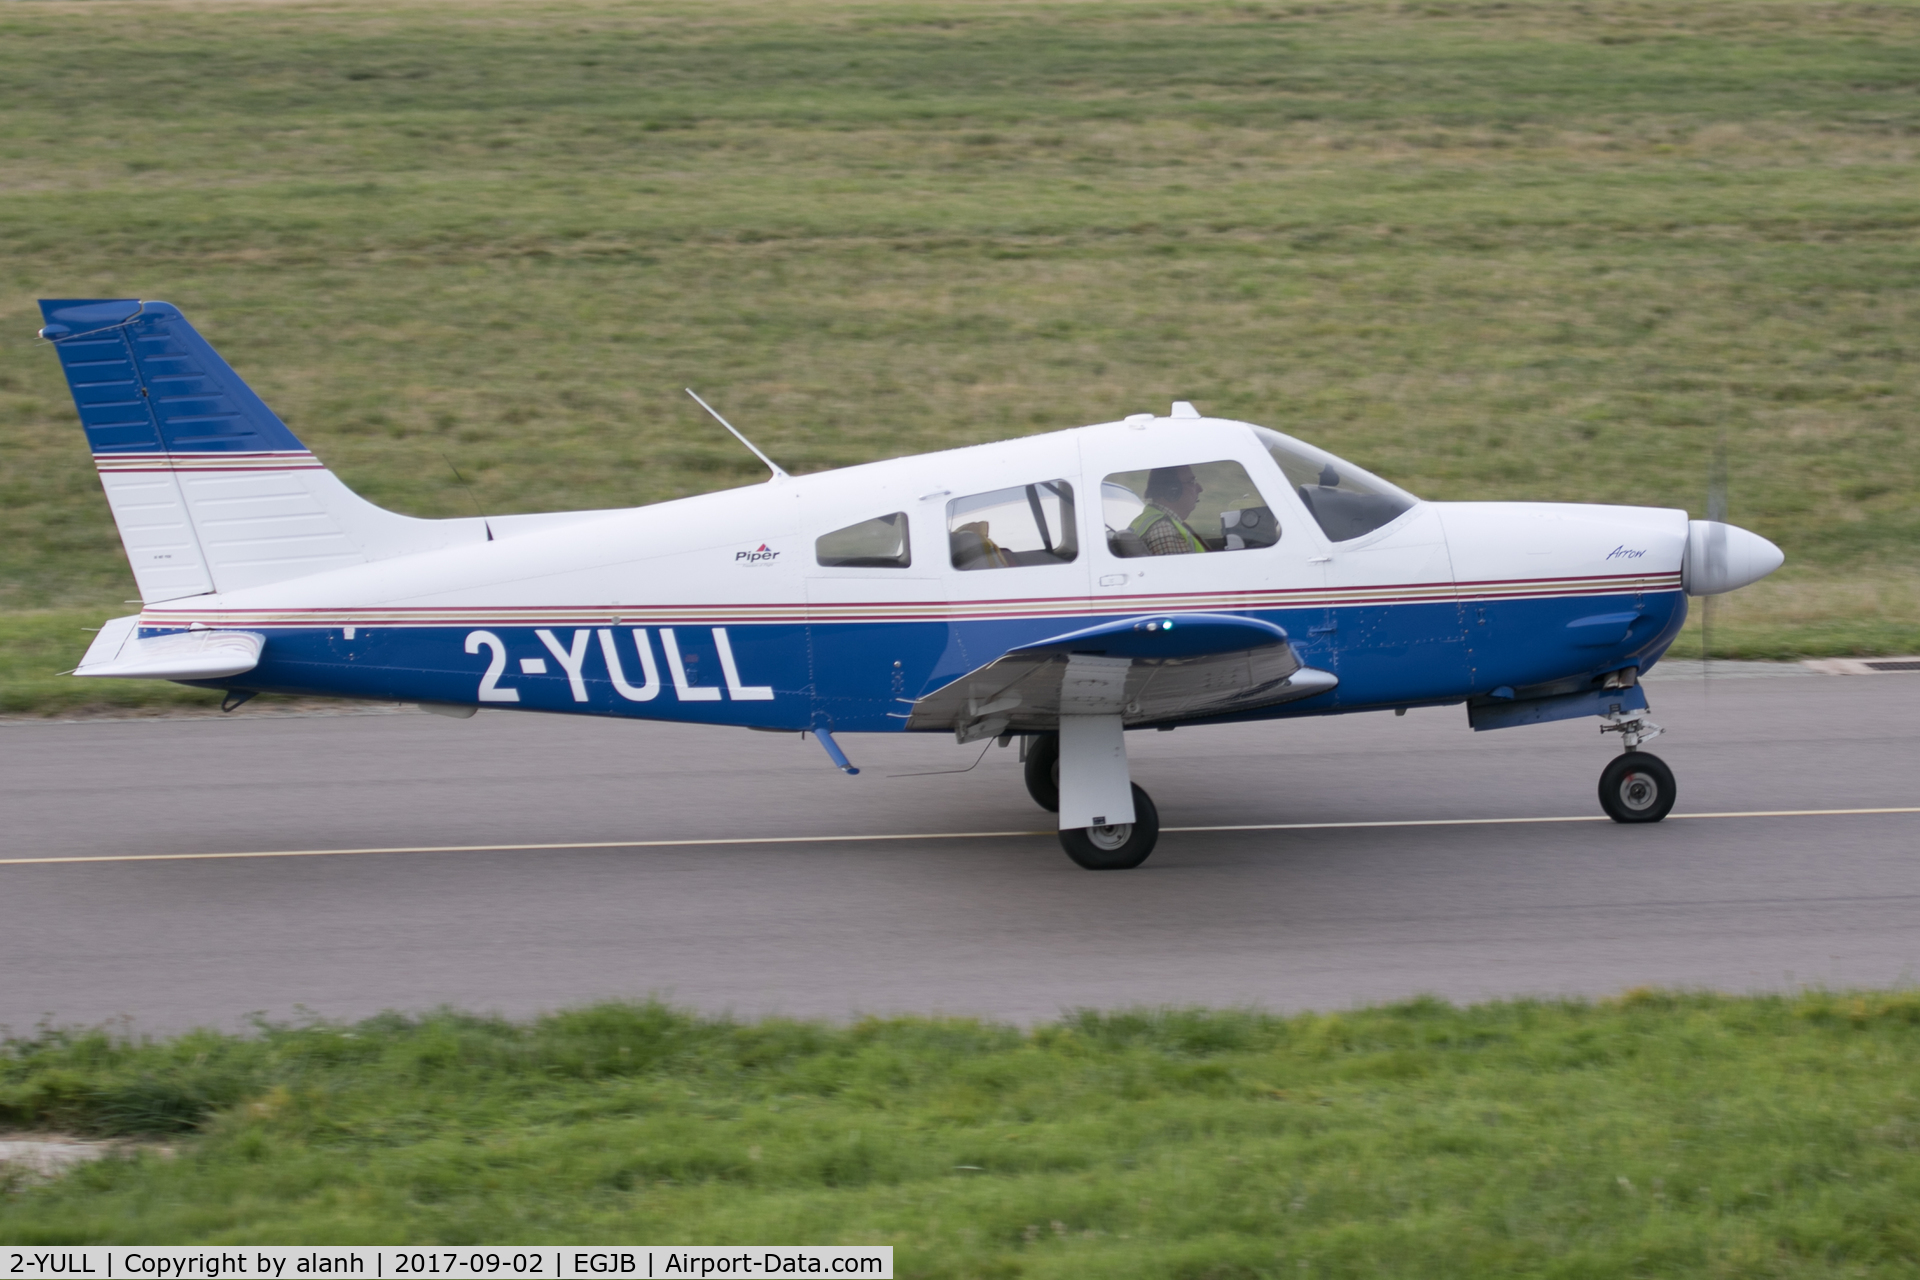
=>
[1702,422,1728,682]
[1701,591,1715,676]
[1707,423,1729,524]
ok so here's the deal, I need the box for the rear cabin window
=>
[1255,427,1416,543]
[816,512,911,568]
[947,481,1078,570]
[1103,460,1279,558]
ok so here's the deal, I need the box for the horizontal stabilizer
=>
[909,613,1336,741]
[74,617,263,681]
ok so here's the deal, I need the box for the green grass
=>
[0,611,208,714]
[4,0,1920,711]
[6,993,1920,1273]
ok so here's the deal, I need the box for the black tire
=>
[1024,733,1060,812]
[1598,752,1676,823]
[1059,784,1159,870]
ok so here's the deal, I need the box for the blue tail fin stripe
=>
[38,299,311,456]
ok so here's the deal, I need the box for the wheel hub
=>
[1085,823,1133,851]
[1618,772,1658,811]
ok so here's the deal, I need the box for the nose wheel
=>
[1599,751,1675,823]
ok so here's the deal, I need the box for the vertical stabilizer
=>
[37,299,484,602]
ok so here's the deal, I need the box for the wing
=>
[906,613,1338,742]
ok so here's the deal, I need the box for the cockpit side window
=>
[1102,459,1279,558]
[816,512,911,568]
[1255,427,1417,542]
[947,481,1078,570]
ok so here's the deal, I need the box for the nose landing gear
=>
[1596,709,1675,823]
[1594,707,1676,823]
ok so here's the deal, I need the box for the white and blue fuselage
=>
[120,433,1692,733]
[41,298,1783,864]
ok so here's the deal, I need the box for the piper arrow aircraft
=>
[39,297,1785,869]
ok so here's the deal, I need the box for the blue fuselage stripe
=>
[159,591,1688,733]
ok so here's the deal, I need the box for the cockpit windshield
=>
[1253,427,1418,543]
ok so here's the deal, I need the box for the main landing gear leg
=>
[1053,715,1159,870]
[1596,710,1675,823]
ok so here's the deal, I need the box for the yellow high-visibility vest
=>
[1131,503,1207,553]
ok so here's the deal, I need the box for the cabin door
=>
[1082,433,1335,665]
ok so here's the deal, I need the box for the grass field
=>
[3,0,1919,713]
[5,993,1920,1272]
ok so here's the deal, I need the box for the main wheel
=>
[1059,784,1159,870]
[1024,733,1060,812]
[1598,752,1676,823]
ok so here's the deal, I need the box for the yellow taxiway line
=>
[0,807,1916,868]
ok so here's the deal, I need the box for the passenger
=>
[952,520,1010,568]
[1131,466,1209,555]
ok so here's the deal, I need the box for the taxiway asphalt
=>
[3,668,1917,1033]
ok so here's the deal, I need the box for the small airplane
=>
[38,298,1784,869]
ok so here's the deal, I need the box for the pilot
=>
[1131,466,1209,555]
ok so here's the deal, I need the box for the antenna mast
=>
[685,389,789,483]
